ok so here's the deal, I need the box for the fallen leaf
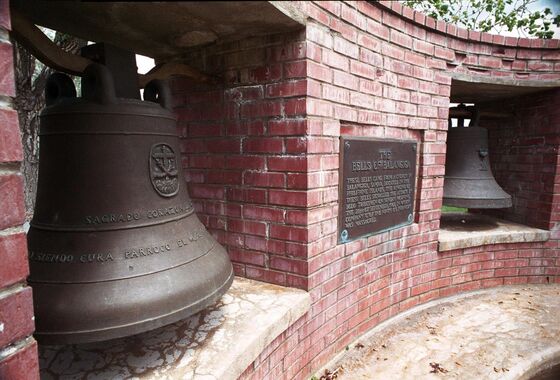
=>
[494,367,509,373]
[430,362,448,374]
[319,366,343,380]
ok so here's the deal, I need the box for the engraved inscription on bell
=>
[150,143,179,197]
[339,137,417,243]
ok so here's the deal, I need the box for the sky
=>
[540,0,560,14]
[525,0,560,38]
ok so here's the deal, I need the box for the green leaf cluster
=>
[403,0,559,39]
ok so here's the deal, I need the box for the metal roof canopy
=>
[11,1,304,59]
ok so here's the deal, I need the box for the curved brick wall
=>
[2,0,558,379]
[171,1,560,378]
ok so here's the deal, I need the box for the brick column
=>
[0,1,39,379]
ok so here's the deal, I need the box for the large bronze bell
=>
[27,62,233,344]
[443,106,512,209]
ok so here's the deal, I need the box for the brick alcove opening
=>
[439,79,559,254]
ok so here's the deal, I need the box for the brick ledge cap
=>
[438,212,550,252]
[38,277,311,380]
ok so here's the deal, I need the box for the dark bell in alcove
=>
[27,45,233,344]
[443,105,512,209]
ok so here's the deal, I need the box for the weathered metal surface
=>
[27,61,233,344]
[443,124,512,209]
[338,137,417,243]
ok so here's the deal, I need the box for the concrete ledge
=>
[438,213,550,252]
[318,284,560,379]
[38,277,311,380]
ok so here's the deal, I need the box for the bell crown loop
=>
[45,73,77,106]
[144,79,172,111]
[43,63,174,113]
[82,63,117,105]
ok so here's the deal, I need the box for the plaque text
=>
[339,137,417,242]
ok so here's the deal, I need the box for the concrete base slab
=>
[438,213,549,252]
[38,277,310,380]
[318,284,560,380]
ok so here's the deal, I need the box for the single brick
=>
[0,0,11,30]
[0,175,25,230]
[0,341,39,380]
[0,287,35,348]
[0,43,15,97]
[0,233,29,288]
[0,108,23,163]
[244,171,286,188]
[266,80,307,98]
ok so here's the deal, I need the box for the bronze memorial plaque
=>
[339,137,417,243]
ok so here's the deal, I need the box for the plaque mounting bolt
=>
[345,141,350,150]
[408,214,413,222]
[341,229,349,242]
[412,144,417,152]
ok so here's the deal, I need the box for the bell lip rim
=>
[33,266,235,346]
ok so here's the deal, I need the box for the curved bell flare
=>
[27,64,233,344]
[443,124,512,209]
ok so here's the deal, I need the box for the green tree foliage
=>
[403,0,560,38]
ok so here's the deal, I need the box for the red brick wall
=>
[171,2,560,378]
[482,89,560,230]
[171,30,313,288]
[0,1,39,379]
